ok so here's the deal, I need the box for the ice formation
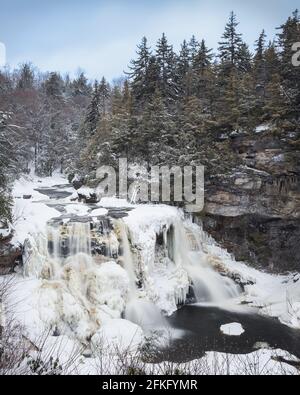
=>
[20,199,244,348]
[10,174,300,361]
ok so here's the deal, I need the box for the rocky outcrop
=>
[202,129,300,272]
[0,237,22,275]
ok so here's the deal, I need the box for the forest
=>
[1,11,299,224]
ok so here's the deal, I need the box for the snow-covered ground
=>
[2,173,300,375]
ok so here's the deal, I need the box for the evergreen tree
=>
[238,43,252,73]
[136,89,176,165]
[71,72,91,97]
[82,81,101,137]
[193,40,213,74]
[264,41,280,82]
[216,70,241,130]
[98,77,111,117]
[156,33,179,102]
[238,73,257,129]
[277,10,300,118]
[192,40,215,107]
[189,35,199,65]
[17,63,35,90]
[254,30,267,82]
[263,73,287,122]
[218,12,243,71]
[177,40,192,97]
[127,37,152,109]
[44,72,64,98]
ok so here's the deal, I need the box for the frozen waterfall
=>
[22,205,242,341]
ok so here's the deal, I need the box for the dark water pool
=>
[35,187,73,199]
[154,305,300,363]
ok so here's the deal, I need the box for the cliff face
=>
[202,129,300,272]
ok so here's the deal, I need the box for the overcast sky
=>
[0,0,298,81]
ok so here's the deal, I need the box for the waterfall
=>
[69,223,91,256]
[47,222,92,262]
[125,299,169,333]
[116,220,170,331]
[116,220,138,299]
[23,203,242,343]
[172,220,240,304]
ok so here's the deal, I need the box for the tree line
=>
[0,11,299,222]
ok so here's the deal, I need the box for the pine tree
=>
[111,82,133,157]
[254,30,267,82]
[82,81,101,137]
[263,73,287,122]
[98,77,110,117]
[127,37,152,109]
[238,43,252,73]
[71,72,91,97]
[277,10,300,119]
[189,35,199,65]
[44,72,64,98]
[238,73,257,129]
[178,96,204,150]
[17,63,35,90]
[264,41,280,82]
[192,40,215,106]
[136,89,176,165]
[156,33,179,103]
[193,40,213,74]
[177,40,193,98]
[178,40,190,75]
[216,69,241,130]
[218,12,243,71]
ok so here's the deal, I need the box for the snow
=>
[12,172,67,244]
[6,173,300,375]
[91,319,144,355]
[77,186,95,197]
[99,197,135,208]
[89,208,109,217]
[64,204,90,216]
[203,239,300,329]
[220,323,245,336]
[255,124,270,134]
[0,226,11,239]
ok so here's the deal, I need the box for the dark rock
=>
[202,214,300,272]
[72,178,85,191]
[23,195,32,200]
[0,241,22,274]
[201,130,300,273]
[78,193,99,204]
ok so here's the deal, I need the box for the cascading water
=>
[24,202,242,343]
[116,219,169,332]
[171,220,240,304]
[116,220,138,299]
[48,221,92,262]
[69,222,92,256]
